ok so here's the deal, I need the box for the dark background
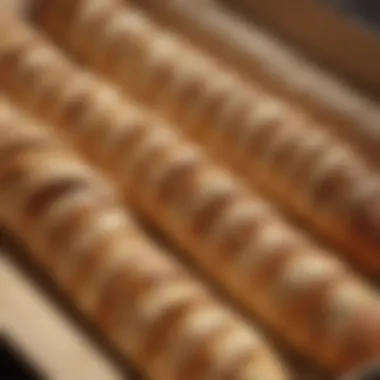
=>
[319,0,380,30]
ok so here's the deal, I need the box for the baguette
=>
[31,0,380,273]
[129,0,380,165]
[1,17,380,374]
[0,99,289,380]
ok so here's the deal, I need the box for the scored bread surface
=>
[31,0,380,274]
[1,15,380,374]
[0,99,290,380]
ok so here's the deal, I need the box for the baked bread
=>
[0,99,289,380]
[1,16,380,374]
[31,0,380,274]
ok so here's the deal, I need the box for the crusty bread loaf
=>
[128,0,380,166]
[31,0,380,274]
[1,16,380,374]
[0,99,290,380]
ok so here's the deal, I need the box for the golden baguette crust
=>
[1,17,380,374]
[0,100,290,380]
[130,0,380,166]
[0,101,294,380]
[32,0,380,274]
